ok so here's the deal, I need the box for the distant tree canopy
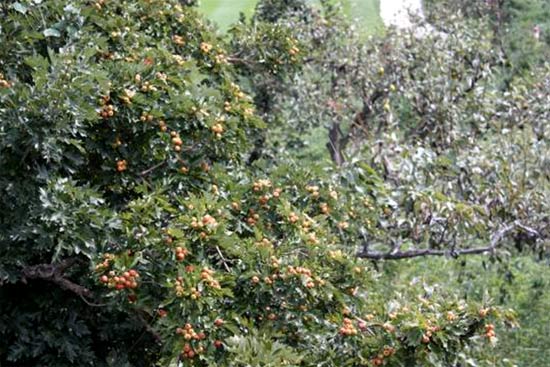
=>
[230,0,548,257]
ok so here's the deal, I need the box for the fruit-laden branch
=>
[21,258,93,297]
[357,221,540,260]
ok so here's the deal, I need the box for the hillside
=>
[199,0,384,33]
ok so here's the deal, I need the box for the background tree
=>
[230,0,548,258]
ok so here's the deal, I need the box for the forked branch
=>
[357,221,540,260]
[21,258,93,297]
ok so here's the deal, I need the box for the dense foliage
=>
[232,0,549,257]
[0,0,547,366]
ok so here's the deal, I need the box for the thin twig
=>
[216,246,231,272]
[79,295,109,308]
[140,161,167,177]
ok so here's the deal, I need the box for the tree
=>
[0,1,519,366]
[233,0,548,261]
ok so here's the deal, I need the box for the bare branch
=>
[216,246,232,272]
[357,221,539,260]
[140,160,167,177]
[21,259,93,297]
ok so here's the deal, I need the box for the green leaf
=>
[11,2,27,14]
[43,28,61,38]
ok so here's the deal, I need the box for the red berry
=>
[157,309,168,318]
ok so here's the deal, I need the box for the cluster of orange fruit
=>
[263,276,273,285]
[288,45,300,56]
[175,246,188,261]
[119,88,135,105]
[140,80,157,93]
[174,276,185,297]
[170,131,183,152]
[98,96,115,119]
[339,317,358,336]
[189,287,201,300]
[94,253,115,271]
[319,202,330,214]
[200,42,213,54]
[99,269,140,290]
[287,266,323,288]
[176,323,205,341]
[258,194,270,206]
[229,82,247,100]
[337,221,350,229]
[158,119,168,132]
[270,256,280,268]
[180,343,204,359]
[287,266,312,277]
[0,73,11,88]
[176,325,210,357]
[116,159,127,172]
[306,232,319,245]
[172,35,185,46]
[446,311,458,321]
[140,111,154,123]
[305,185,320,198]
[214,53,228,65]
[174,275,203,299]
[421,324,441,344]
[200,267,221,289]
[288,212,300,224]
[485,323,496,340]
[190,214,218,230]
[211,121,224,139]
[255,238,272,248]
[371,345,396,366]
[252,179,272,192]
[246,208,260,226]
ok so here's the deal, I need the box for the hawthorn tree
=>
[0,0,531,366]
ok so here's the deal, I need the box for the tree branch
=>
[21,258,93,297]
[140,160,167,177]
[357,221,539,260]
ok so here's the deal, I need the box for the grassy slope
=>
[346,0,383,34]
[198,0,258,32]
[199,0,382,34]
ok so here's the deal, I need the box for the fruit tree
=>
[0,1,519,366]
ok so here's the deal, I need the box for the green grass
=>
[198,0,383,34]
[198,0,258,32]
[345,0,384,34]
